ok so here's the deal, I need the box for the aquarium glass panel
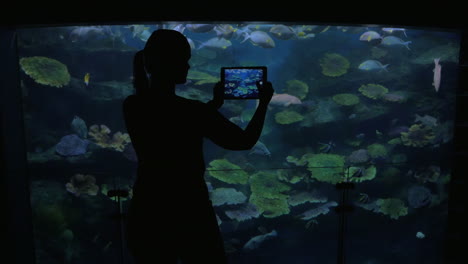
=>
[17,22,460,264]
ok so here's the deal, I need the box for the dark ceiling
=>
[1,3,466,31]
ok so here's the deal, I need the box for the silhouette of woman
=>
[123,29,273,264]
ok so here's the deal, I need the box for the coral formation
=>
[249,171,291,199]
[332,93,360,106]
[346,149,369,164]
[19,56,70,87]
[88,124,131,152]
[413,165,440,183]
[367,143,388,159]
[33,203,67,236]
[249,192,290,218]
[207,159,249,184]
[210,188,247,206]
[300,98,343,126]
[277,169,306,184]
[358,84,389,99]
[55,134,90,156]
[346,166,377,183]
[376,198,408,219]
[65,174,99,197]
[285,79,309,99]
[275,110,304,125]
[319,53,350,77]
[306,153,346,184]
[400,124,435,147]
[407,186,432,208]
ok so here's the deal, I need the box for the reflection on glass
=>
[17,22,459,264]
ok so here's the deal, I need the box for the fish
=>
[166,23,185,34]
[84,73,90,87]
[432,58,442,92]
[359,31,382,42]
[270,93,302,106]
[414,114,438,127]
[186,37,196,50]
[350,167,363,178]
[358,193,369,203]
[136,29,152,42]
[249,141,271,157]
[69,26,111,42]
[243,229,277,251]
[318,141,335,153]
[296,32,315,40]
[213,24,237,39]
[241,31,275,48]
[126,25,150,38]
[380,36,411,50]
[246,24,273,32]
[382,28,408,37]
[185,24,215,33]
[269,25,297,40]
[358,60,389,71]
[197,37,232,50]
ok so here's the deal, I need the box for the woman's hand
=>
[257,81,274,106]
[207,82,224,109]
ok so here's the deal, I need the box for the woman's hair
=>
[133,50,149,95]
[133,29,190,95]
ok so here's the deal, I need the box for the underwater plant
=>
[275,110,304,125]
[319,53,350,77]
[88,124,131,152]
[277,169,306,184]
[207,159,249,184]
[249,171,291,199]
[332,93,360,106]
[19,56,70,88]
[249,192,290,218]
[285,79,309,100]
[358,84,389,99]
[376,198,408,220]
[65,174,99,196]
[400,124,435,147]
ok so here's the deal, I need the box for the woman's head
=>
[142,29,191,84]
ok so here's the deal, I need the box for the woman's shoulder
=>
[123,95,139,108]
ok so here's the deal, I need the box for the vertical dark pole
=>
[444,28,468,264]
[336,167,354,264]
[1,28,36,264]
